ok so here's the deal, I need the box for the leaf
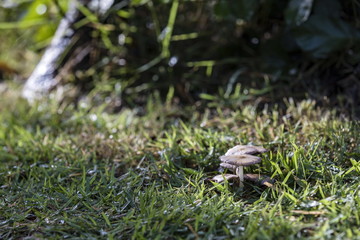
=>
[21,0,52,21]
[76,3,99,23]
[13,0,61,42]
[214,0,259,21]
[284,0,313,26]
[181,167,200,175]
[312,0,341,17]
[293,15,360,58]
[199,93,216,101]
[130,0,150,6]
[101,212,111,227]
[34,23,57,43]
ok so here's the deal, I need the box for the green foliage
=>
[80,0,359,114]
[293,15,360,58]
[0,0,65,44]
[1,0,360,116]
[0,0,68,75]
[214,0,260,21]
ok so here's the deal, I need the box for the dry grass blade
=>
[291,210,326,215]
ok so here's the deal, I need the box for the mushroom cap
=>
[220,162,237,170]
[211,174,238,183]
[225,145,268,156]
[220,154,261,166]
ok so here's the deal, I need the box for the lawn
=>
[0,85,359,239]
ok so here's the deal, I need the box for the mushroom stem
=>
[236,166,244,187]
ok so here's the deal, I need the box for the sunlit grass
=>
[0,85,359,239]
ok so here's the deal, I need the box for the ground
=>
[0,84,359,239]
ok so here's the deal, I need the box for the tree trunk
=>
[22,0,117,101]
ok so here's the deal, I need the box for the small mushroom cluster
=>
[212,145,273,187]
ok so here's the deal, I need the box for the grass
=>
[0,84,359,239]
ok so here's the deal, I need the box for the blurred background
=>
[1,0,360,118]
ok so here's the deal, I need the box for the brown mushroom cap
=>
[225,145,268,156]
[220,154,261,166]
[211,174,238,183]
[220,162,237,170]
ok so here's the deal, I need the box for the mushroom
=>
[225,145,268,156]
[219,162,237,171]
[211,174,238,183]
[220,154,262,187]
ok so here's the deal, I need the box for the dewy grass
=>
[0,86,359,239]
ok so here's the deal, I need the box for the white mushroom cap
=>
[220,154,262,166]
[211,174,238,183]
[225,145,268,156]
